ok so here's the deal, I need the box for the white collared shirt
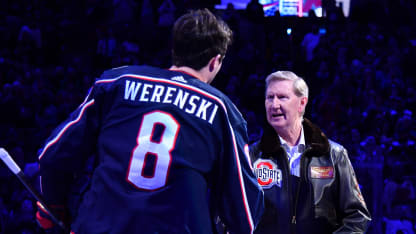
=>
[279,127,306,177]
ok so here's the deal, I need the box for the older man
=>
[250,71,371,233]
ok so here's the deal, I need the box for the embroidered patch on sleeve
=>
[310,166,334,178]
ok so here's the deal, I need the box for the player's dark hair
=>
[172,9,233,70]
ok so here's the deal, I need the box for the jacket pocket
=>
[315,205,337,225]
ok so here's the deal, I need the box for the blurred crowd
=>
[0,0,415,233]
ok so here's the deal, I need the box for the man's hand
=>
[36,201,68,232]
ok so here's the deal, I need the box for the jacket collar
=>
[259,118,330,156]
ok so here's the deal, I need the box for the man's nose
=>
[271,97,280,108]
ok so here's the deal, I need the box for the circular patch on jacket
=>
[253,159,282,189]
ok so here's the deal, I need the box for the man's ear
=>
[209,54,222,72]
[299,96,308,112]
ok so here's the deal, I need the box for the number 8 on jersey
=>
[127,111,180,190]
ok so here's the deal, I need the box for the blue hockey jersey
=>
[38,65,264,233]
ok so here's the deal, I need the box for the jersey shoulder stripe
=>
[38,99,95,160]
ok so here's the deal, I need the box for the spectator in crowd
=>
[301,24,321,63]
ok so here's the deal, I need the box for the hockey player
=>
[36,9,264,234]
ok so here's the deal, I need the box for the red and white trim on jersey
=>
[244,144,253,170]
[229,124,255,233]
[38,99,95,160]
[78,86,93,107]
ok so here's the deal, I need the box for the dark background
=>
[0,0,415,233]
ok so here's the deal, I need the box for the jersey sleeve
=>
[38,85,100,206]
[216,104,264,234]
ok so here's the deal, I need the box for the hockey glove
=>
[36,201,68,230]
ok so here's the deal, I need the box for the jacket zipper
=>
[281,149,298,234]
[291,147,311,227]
[292,183,301,224]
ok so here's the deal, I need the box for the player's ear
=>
[209,54,222,72]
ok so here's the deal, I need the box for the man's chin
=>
[269,121,285,129]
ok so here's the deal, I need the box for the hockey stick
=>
[0,148,69,232]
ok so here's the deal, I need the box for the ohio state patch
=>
[253,159,282,189]
[310,166,334,178]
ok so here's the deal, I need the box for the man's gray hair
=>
[265,71,309,98]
